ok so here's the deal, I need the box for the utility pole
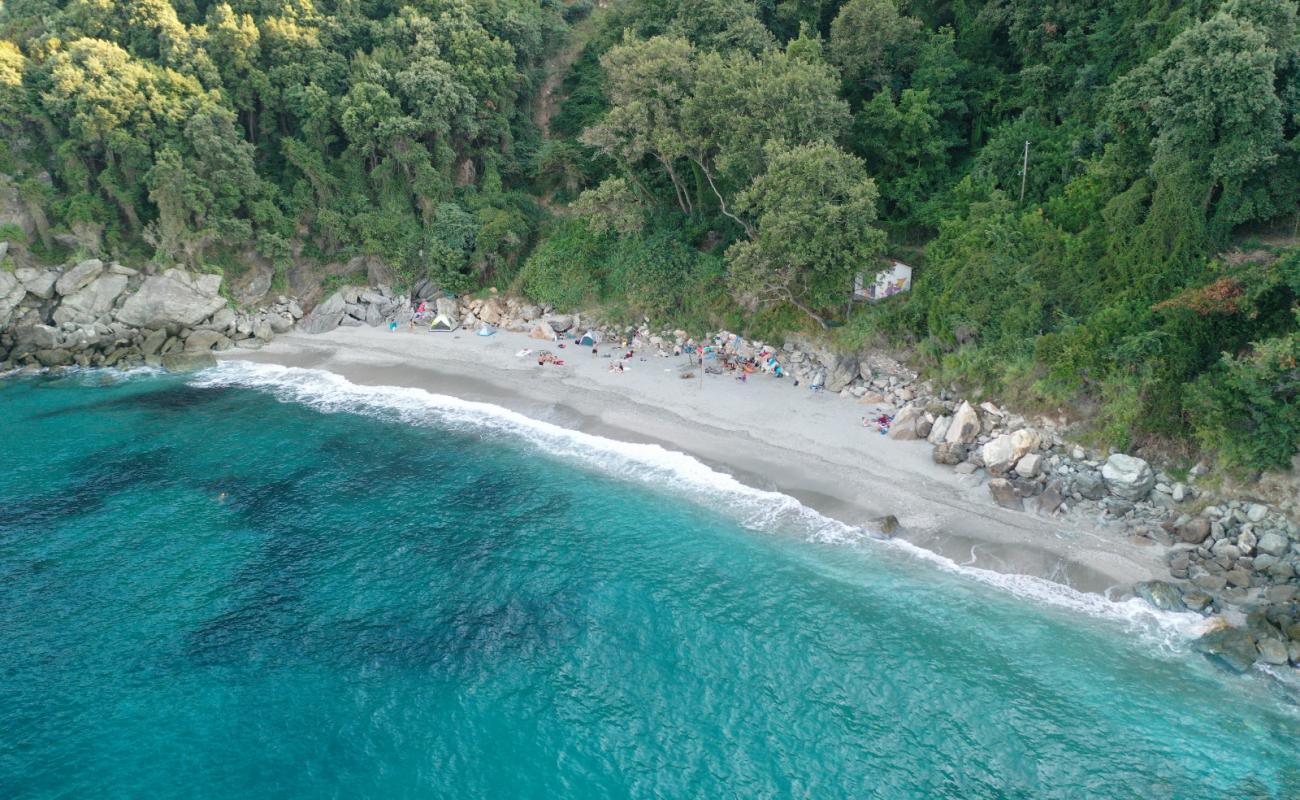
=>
[1020,140,1030,204]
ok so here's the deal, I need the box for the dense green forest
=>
[1,0,1299,470]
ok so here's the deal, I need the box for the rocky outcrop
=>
[116,269,226,329]
[0,260,302,372]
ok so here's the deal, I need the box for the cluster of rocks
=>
[302,284,405,332]
[0,258,302,371]
[1156,503,1300,671]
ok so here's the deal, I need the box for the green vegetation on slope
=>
[1,0,1299,469]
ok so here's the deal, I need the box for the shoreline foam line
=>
[192,360,1208,648]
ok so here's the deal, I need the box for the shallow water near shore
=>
[3,365,1299,798]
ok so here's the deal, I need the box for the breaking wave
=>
[193,360,1208,649]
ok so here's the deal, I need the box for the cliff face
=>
[0,259,301,369]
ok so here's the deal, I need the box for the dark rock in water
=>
[161,351,217,372]
[1256,638,1289,666]
[1177,517,1211,544]
[1194,625,1258,673]
[1135,580,1185,612]
[33,348,71,367]
[932,442,967,465]
[870,515,901,538]
[987,479,1023,511]
[1181,591,1213,613]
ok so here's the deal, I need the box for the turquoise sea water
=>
[2,364,1299,799]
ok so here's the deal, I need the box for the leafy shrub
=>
[1189,319,1300,471]
[517,219,610,309]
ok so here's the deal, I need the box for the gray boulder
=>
[161,351,217,372]
[184,329,232,351]
[887,406,926,441]
[1135,580,1185,612]
[435,296,460,323]
[824,354,859,393]
[267,313,295,334]
[1257,638,1289,666]
[1101,453,1155,501]
[1177,518,1211,545]
[140,328,168,356]
[52,273,128,326]
[33,348,71,366]
[1015,452,1043,478]
[15,267,57,300]
[1037,484,1064,515]
[54,258,104,296]
[303,291,347,334]
[0,270,26,327]
[932,442,967,465]
[1194,626,1258,673]
[116,269,225,329]
[981,430,1039,475]
[1073,470,1108,501]
[944,401,981,444]
[1256,532,1289,558]
[988,478,1024,510]
[927,415,952,444]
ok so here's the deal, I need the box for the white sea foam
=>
[193,361,1209,648]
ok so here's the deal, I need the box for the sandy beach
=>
[218,324,1169,595]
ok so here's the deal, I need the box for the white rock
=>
[1247,504,1268,523]
[927,415,952,444]
[944,401,981,445]
[1015,453,1043,479]
[1101,454,1155,501]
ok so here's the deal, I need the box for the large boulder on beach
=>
[981,429,1040,475]
[887,406,926,441]
[944,401,981,445]
[161,350,217,372]
[988,478,1024,510]
[932,442,967,465]
[824,354,859,393]
[303,291,346,333]
[116,269,225,329]
[435,297,460,324]
[530,321,557,341]
[1101,454,1155,500]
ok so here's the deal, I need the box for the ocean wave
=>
[192,360,1208,648]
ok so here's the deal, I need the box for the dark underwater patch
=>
[0,446,176,535]
[28,383,237,421]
